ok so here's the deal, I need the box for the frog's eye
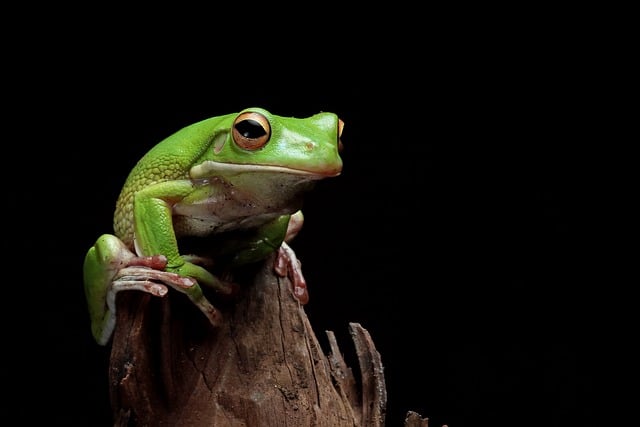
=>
[232,112,271,150]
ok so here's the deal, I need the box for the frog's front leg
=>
[83,234,222,345]
[132,182,238,300]
[217,211,309,303]
[227,211,309,304]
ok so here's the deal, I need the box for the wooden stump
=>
[108,256,388,426]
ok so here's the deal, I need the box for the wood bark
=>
[108,256,390,426]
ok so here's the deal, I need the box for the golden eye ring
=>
[232,111,271,150]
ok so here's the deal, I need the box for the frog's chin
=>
[190,161,340,180]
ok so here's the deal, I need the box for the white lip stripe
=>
[190,161,330,179]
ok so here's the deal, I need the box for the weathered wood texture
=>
[403,412,431,427]
[108,256,388,426]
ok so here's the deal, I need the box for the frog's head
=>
[190,107,343,181]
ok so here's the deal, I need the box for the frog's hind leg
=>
[84,234,223,346]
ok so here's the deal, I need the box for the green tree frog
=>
[83,107,343,345]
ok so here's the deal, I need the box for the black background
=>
[2,11,624,427]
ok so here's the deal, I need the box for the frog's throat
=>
[190,161,335,180]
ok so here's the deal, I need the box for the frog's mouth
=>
[190,161,341,180]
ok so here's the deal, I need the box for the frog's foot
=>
[274,241,309,304]
[112,262,194,298]
[105,258,222,344]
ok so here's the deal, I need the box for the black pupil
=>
[235,119,266,139]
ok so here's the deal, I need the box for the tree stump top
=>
[109,257,388,426]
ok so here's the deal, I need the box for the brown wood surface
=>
[108,256,390,426]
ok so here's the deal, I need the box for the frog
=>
[83,107,344,345]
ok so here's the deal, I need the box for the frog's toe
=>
[111,280,169,297]
[193,298,223,327]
